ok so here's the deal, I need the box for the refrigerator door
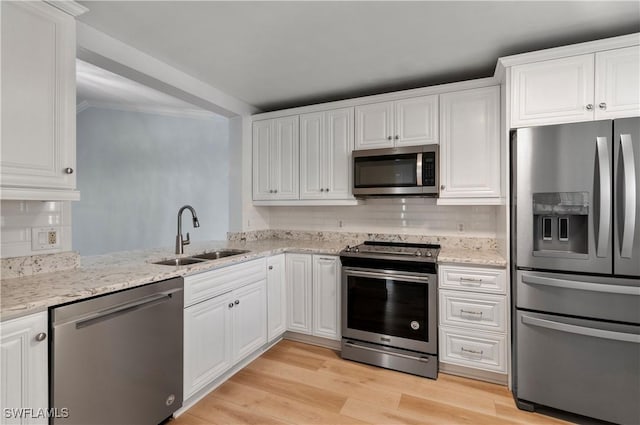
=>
[514,121,613,274]
[614,117,640,277]
[516,310,640,425]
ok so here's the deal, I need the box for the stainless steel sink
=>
[153,257,204,266]
[191,249,249,260]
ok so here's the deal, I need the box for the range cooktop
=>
[339,241,440,263]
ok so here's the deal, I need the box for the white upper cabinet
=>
[355,95,438,150]
[1,1,80,200]
[511,54,594,127]
[394,96,439,147]
[439,86,501,202]
[300,107,354,200]
[252,116,299,200]
[595,46,640,119]
[511,46,640,127]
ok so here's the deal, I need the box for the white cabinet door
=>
[267,255,287,341]
[395,95,439,147]
[1,1,76,194]
[232,279,267,362]
[324,107,354,199]
[355,101,394,150]
[252,119,273,200]
[183,295,232,399]
[312,255,341,340]
[272,116,299,200]
[300,112,325,199]
[595,46,640,119]
[0,312,48,425]
[440,86,501,200]
[286,254,312,334]
[511,54,595,127]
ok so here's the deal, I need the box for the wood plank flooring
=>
[172,340,570,425]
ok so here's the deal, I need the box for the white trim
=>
[76,23,258,118]
[0,187,80,201]
[44,1,88,17]
[283,331,341,351]
[252,77,498,121]
[439,362,508,386]
[253,199,361,207]
[437,197,505,206]
[497,33,640,69]
[75,100,223,120]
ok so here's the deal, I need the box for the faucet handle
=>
[184,232,191,246]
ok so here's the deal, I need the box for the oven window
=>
[347,275,428,341]
[354,154,418,188]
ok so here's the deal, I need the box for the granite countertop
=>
[1,238,506,322]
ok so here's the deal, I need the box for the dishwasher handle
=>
[74,288,181,329]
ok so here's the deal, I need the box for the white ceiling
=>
[77,1,640,112]
[76,60,218,118]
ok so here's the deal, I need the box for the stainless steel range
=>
[340,241,440,379]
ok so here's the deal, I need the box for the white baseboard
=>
[283,331,341,351]
[439,362,508,385]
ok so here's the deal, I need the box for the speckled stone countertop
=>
[1,237,505,321]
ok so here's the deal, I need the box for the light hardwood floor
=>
[172,340,570,425]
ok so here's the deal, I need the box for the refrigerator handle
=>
[620,134,637,259]
[595,137,611,258]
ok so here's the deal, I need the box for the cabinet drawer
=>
[439,290,506,333]
[439,326,507,373]
[438,265,506,294]
[184,258,267,307]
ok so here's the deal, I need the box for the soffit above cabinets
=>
[76,1,640,111]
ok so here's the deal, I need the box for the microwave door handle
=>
[595,136,611,258]
[620,134,637,258]
[416,153,423,186]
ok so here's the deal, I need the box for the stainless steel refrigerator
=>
[511,117,640,424]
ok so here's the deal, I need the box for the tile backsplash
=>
[0,201,72,259]
[267,198,497,237]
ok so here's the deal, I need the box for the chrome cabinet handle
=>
[35,332,47,342]
[228,303,234,308]
[64,167,74,174]
[522,314,640,343]
[234,300,240,305]
[460,309,483,317]
[460,347,483,356]
[595,136,611,258]
[440,185,445,190]
[325,188,329,192]
[387,136,392,140]
[619,134,636,259]
[394,135,399,140]
[586,104,594,110]
[268,265,273,270]
[274,190,278,193]
[599,102,607,110]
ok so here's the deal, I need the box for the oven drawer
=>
[438,265,506,294]
[439,290,506,333]
[439,326,507,373]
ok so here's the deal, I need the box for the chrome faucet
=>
[176,205,200,254]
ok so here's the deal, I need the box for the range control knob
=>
[344,246,351,252]
[415,251,423,257]
[353,247,360,253]
[426,251,433,257]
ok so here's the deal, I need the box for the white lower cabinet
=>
[0,312,48,425]
[267,254,286,341]
[183,259,267,400]
[438,264,508,378]
[286,253,341,341]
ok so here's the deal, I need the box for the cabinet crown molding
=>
[45,1,88,17]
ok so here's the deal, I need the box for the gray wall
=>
[73,107,229,256]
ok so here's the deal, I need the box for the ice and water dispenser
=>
[532,192,589,258]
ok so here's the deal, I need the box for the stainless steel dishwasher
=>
[51,277,183,425]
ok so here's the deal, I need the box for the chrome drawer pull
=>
[460,309,483,317]
[459,277,483,286]
[460,347,483,356]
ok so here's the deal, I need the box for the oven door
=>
[342,267,437,354]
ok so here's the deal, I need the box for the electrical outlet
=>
[31,227,61,250]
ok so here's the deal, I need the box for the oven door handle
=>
[344,341,431,362]
[344,269,431,283]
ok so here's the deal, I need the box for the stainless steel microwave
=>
[353,145,439,196]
